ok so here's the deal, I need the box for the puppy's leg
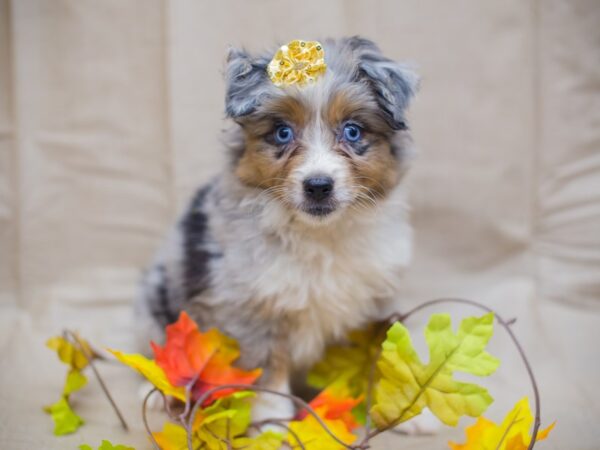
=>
[251,340,295,428]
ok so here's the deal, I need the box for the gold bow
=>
[267,40,327,87]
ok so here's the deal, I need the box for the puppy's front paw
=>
[394,409,441,436]
[250,393,295,434]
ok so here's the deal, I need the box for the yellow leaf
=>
[108,349,186,401]
[233,431,285,450]
[371,313,499,428]
[153,392,255,450]
[47,336,90,370]
[288,406,357,450]
[307,322,386,397]
[44,397,84,436]
[196,392,254,449]
[63,369,87,396]
[449,397,555,450]
[153,422,198,450]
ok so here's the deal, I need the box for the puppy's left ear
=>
[224,47,272,118]
[352,39,419,130]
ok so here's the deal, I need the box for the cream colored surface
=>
[1,1,599,449]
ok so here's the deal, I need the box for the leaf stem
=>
[65,330,129,431]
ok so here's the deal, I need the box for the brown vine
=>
[132,297,542,450]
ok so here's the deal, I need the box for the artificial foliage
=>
[80,441,135,450]
[371,313,499,428]
[448,397,555,450]
[44,333,93,435]
[45,302,554,449]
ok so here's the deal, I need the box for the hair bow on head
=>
[267,40,327,87]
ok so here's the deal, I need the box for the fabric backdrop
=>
[1,1,599,449]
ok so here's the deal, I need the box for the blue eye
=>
[343,123,362,142]
[274,125,294,145]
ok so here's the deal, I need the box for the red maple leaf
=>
[151,312,262,405]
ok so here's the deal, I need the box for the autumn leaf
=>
[45,334,94,436]
[150,311,262,404]
[63,369,88,396]
[307,322,386,398]
[288,406,357,450]
[79,440,135,450]
[153,422,198,450]
[196,391,254,449]
[298,384,363,431]
[153,391,255,450]
[448,397,555,450]
[371,313,499,428]
[47,335,91,370]
[44,397,84,435]
[108,349,186,401]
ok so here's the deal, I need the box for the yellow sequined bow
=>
[267,40,327,87]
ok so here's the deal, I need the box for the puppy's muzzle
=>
[302,176,336,216]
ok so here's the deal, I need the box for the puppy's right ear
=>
[224,47,272,118]
[347,37,419,131]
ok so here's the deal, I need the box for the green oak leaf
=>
[371,313,500,428]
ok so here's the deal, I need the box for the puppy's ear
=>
[224,47,272,118]
[349,37,419,130]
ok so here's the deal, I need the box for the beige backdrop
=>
[1,1,599,449]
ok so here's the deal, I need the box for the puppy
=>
[135,36,418,423]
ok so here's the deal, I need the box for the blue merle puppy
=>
[135,36,418,425]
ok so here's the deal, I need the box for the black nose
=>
[303,176,334,201]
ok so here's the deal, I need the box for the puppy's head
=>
[225,37,418,226]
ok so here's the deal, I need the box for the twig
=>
[142,388,162,450]
[65,330,129,431]
[133,297,541,450]
[187,385,354,450]
[226,418,233,450]
[179,374,199,424]
[371,298,542,449]
[363,323,389,438]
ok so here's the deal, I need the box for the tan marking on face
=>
[326,88,369,126]
[236,86,404,217]
[325,89,402,199]
[235,95,309,198]
[326,88,391,135]
[349,137,400,198]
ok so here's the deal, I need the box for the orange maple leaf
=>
[448,397,555,450]
[299,385,363,431]
[150,311,262,405]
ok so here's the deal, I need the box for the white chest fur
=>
[209,185,412,367]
